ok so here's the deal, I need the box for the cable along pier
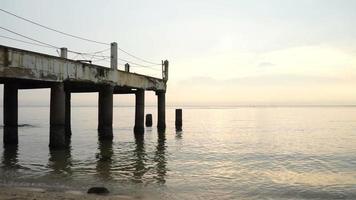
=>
[0,44,169,149]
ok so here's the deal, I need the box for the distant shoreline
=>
[2,104,356,108]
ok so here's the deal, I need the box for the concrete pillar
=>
[50,83,66,149]
[110,42,118,70]
[134,89,145,134]
[98,85,113,140]
[3,84,18,145]
[65,91,71,136]
[157,91,166,131]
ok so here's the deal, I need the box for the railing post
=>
[60,47,68,59]
[125,63,130,72]
[111,42,118,70]
[162,60,169,81]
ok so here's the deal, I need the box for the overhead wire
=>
[0,26,59,49]
[0,35,57,49]
[0,8,109,45]
[0,8,161,65]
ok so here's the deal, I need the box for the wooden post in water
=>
[146,114,153,127]
[175,109,182,131]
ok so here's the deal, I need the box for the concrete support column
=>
[98,85,113,140]
[134,89,145,134]
[65,91,71,136]
[157,91,166,131]
[50,83,66,149]
[3,84,18,145]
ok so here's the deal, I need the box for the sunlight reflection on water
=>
[0,106,356,199]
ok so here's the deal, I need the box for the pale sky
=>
[1,0,356,105]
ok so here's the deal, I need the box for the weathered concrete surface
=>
[98,85,114,140]
[0,45,166,91]
[157,91,166,131]
[134,89,145,134]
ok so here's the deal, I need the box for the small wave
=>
[0,124,36,128]
[18,124,36,128]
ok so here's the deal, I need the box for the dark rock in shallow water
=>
[87,187,110,194]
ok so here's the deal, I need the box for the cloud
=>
[178,74,353,87]
[257,62,275,68]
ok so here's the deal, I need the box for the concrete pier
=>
[98,85,114,140]
[157,91,166,131]
[134,89,145,134]
[49,83,66,149]
[0,45,168,148]
[3,84,18,145]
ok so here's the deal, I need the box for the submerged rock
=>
[87,187,110,195]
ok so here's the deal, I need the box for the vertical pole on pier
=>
[163,60,169,81]
[125,63,130,72]
[3,84,18,145]
[60,47,68,59]
[134,89,145,134]
[50,83,66,149]
[175,109,182,131]
[110,42,118,70]
[98,85,114,140]
[157,91,166,131]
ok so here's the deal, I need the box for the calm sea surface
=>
[0,106,355,199]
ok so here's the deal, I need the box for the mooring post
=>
[98,85,114,140]
[50,83,66,149]
[175,109,182,131]
[3,84,18,145]
[157,91,166,131]
[134,89,145,134]
[110,42,118,70]
[146,114,152,127]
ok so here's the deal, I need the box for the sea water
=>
[0,106,355,199]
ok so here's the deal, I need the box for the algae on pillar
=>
[3,83,18,145]
[134,89,145,134]
[98,85,114,140]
